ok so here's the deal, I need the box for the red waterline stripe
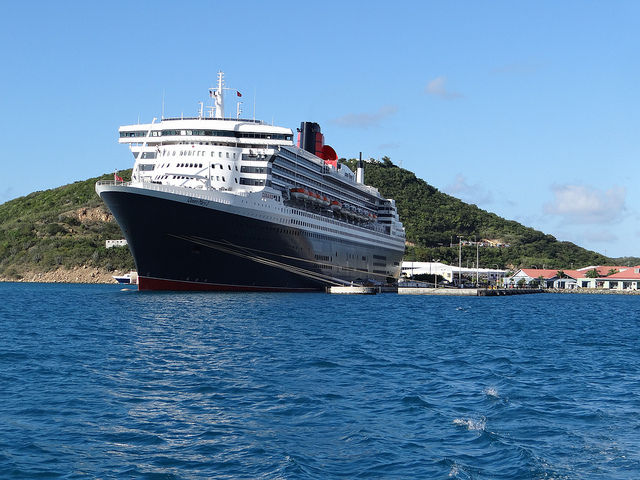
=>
[137,276,320,292]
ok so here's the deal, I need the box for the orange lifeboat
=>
[307,191,319,204]
[290,187,306,200]
[330,200,342,212]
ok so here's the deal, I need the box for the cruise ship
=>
[96,73,405,291]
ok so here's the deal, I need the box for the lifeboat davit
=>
[344,206,357,219]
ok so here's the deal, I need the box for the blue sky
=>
[1,1,638,258]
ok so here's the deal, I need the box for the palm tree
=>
[585,268,599,278]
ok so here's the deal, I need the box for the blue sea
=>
[1,283,639,479]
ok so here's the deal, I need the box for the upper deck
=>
[119,117,294,147]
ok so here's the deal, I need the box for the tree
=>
[607,268,619,276]
[585,268,599,278]
[556,270,566,279]
[517,278,526,288]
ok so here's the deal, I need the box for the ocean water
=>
[0,283,639,479]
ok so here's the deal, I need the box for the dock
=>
[398,287,544,296]
[327,285,378,295]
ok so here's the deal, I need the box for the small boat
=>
[112,271,138,285]
[330,200,342,212]
[112,273,132,284]
[290,187,307,200]
[308,191,321,204]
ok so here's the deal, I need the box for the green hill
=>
[0,161,633,281]
[346,157,630,269]
[0,171,134,280]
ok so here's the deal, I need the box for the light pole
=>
[457,236,463,287]
[433,259,439,288]
[475,235,479,287]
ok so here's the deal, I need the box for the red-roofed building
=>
[504,268,582,289]
[577,266,640,290]
[576,265,629,277]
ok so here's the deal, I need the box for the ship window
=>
[222,177,225,181]
[234,178,238,183]
[233,153,237,158]
[216,176,220,181]
[211,152,214,157]
[219,152,222,157]
[226,152,229,158]
[219,165,223,169]
[228,165,231,170]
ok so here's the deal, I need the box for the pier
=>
[397,287,545,296]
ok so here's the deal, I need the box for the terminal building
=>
[401,261,507,286]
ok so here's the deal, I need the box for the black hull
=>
[99,188,403,291]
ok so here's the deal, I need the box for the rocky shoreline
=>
[0,266,120,284]
[549,288,640,295]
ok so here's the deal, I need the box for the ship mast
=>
[213,71,224,119]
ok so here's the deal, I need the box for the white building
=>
[401,261,506,285]
[106,239,128,248]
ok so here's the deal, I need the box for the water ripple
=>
[0,285,639,478]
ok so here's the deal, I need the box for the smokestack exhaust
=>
[356,152,364,184]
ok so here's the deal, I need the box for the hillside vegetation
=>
[0,160,632,281]
[346,157,624,269]
[0,171,134,280]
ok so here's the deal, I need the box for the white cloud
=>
[543,184,626,224]
[425,76,463,100]
[444,173,493,205]
[331,105,398,128]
